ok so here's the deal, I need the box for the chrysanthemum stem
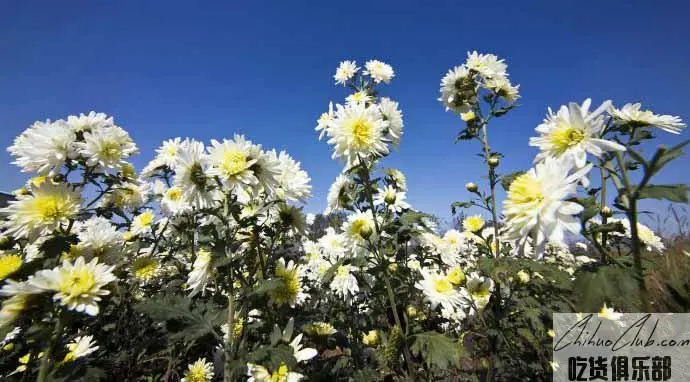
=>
[37,311,65,382]
[614,151,650,312]
[599,166,608,262]
[224,293,235,382]
[480,124,500,256]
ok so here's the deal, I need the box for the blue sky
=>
[1,0,688,224]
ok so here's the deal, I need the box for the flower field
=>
[0,52,687,381]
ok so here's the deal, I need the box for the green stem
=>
[480,124,500,257]
[37,312,65,382]
[599,165,608,262]
[614,152,650,312]
[224,294,235,382]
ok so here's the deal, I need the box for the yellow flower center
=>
[270,363,290,382]
[549,125,585,154]
[99,140,122,161]
[186,363,211,382]
[220,150,247,177]
[32,194,69,221]
[270,264,300,305]
[166,187,182,201]
[349,117,374,149]
[59,268,96,298]
[0,254,22,280]
[447,267,465,285]
[434,278,452,293]
[132,257,159,281]
[350,219,372,239]
[164,145,178,157]
[136,211,154,227]
[463,215,485,232]
[507,173,544,207]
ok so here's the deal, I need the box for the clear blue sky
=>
[1,0,688,224]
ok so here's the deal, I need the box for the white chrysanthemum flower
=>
[305,213,316,225]
[385,168,407,191]
[66,111,113,134]
[1,182,81,239]
[17,257,116,315]
[78,125,138,171]
[247,362,304,382]
[207,135,262,192]
[161,186,188,215]
[181,358,214,382]
[327,102,390,167]
[415,269,463,311]
[289,333,318,363]
[438,65,473,114]
[378,97,404,147]
[334,60,359,85]
[156,137,184,168]
[131,256,161,282]
[100,181,149,211]
[315,102,334,140]
[318,228,348,261]
[364,60,394,84]
[373,185,410,213]
[273,151,312,202]
[77,217,123,258]
[462,215,485,233]
[342,210,377,247]
[346,90,374,105]
[502,158,591,252]
[187,249,213,297]
[465,51,507,79]
[530,99,625,169]
[8,120,77,175]
[325,174,352,215]
[465,272,494,310]
[173,139,218,209]
[616,219,665,252]
[484,75,520,103]
[130,209,155,236]
[610,103,685,134]
[330,264,359,300]
[269,258,308,307]
[62,335,98,362]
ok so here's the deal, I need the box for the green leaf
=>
[587,222,625,235]
[638,184,689,203]
[451,201,472,215]
[649,139,690,176]
[410,331,459,370]
[134,295,194,321]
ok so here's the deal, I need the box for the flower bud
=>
[358,225,373,240]
[387,263,398,272]
[406,305,418,318]
[487,156,500,167]
[600,206,612,218]
[465,182,478,193]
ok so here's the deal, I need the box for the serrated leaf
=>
[410,331,458,370]
[134,295,194,321]
[638,184,689,203]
